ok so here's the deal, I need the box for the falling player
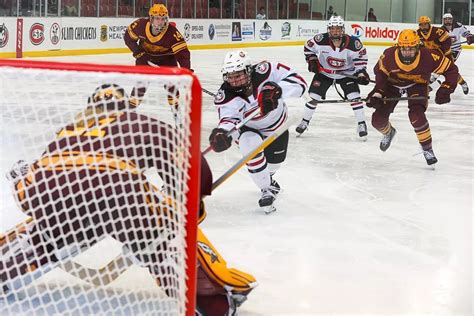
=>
[208,50,307,212]
[296,15,370,139]
[417,15,469,95]
[366,29,460,166]
[124,3,190,114]
[441,12,473,94]
[1,84,256,315]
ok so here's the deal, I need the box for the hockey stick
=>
[211,121,289,191]
[202,109,261,156]
[147,60,216,97]
[319,66,376,83]
[311,96,429,104]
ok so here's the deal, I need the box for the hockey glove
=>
[466,35,474,45]
[133,48,146,59]
[435,85,452,104]
[258,82,282,115]
[209,128,232,152]
[307,56,320,73]
[355,69,370,86]
[366,89,385,109]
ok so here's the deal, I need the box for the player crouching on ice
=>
[1,84,256,315]
[208,50,307,212]
[366,29,459,166]
[296,16,371,139]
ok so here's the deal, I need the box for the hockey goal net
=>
[0,59,202,315]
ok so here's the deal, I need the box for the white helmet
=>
[327,15,345,28]
[327,16,345,39]
[221,50,253,92]
[443,13,453,19]
[221,50,252,75]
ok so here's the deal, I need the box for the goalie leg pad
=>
[196,228,257,295]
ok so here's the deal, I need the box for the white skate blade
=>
[262,205,276,215]
[359,135,368,142]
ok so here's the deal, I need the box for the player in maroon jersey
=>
[366,29,459,166]
[1,84,256,315]
[124,3,190,110]
[417,15,468,94]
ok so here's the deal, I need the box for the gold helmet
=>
[149,4,168,17]
[397,29,420,47]
[418,16,431,25]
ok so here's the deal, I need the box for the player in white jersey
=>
[208,50,307,210]
[441,13,473,94]
[296,16,370,139]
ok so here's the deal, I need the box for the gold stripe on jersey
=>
[439,31,449,42]
[36,151,139,174]
[419,27,432,40]
[433,56,451,74]
[127,26,139,41]
[145,22,168,43]
[377,54,389,75]
[394,48,421,72]
[171,41,187,53]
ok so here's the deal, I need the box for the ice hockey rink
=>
[1,45,473,315]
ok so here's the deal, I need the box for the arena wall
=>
[0,18,472,58]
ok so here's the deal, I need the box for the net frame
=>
[0,58,202,316]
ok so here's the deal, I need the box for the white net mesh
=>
[0,63,200,315]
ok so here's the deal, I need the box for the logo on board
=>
[0,23,9,48]
[30,23,45,45]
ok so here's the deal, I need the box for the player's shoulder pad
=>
[420,46,443,58]
[453,22,463,29]
[312,32,330,45]
[253,61,271,75]
[346,35,364,51]
[214,84,237,105]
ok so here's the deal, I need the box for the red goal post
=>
[0,59,202,316]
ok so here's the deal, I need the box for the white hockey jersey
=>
[214,61,306,138]
[304,33,368,80]
[443,22,471,53]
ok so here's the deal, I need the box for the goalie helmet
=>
[87,84,129,112]
[149,4,169,33]
[397,29,421,64]
[327,16,345,40]
[221,50,253,93]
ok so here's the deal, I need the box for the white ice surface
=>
[1,45,473,315]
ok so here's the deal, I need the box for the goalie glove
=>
[209,128,232,152]
[306,55,319,73]
[258,82,282,115]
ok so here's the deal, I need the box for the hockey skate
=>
[380,127,397,152]
[295,119,309,136]
[461,82,469,95]
[357,121,368,140]
[258,188,276,214]
[423,149,438,166]
[269,178,280,195]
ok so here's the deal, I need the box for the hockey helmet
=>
[442,13,453,27]
[87,84,129,112]
[149,4,169,33]
[221,50,253,93]
[418,16,431,25]
[327,16,345,40]
[397,30,421,64]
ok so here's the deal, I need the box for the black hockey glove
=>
[258,82,282,115]
[307,55,319,73]
[435,85,452,104]
[209,128,232,152]
[355,69,370,86]
[366,88,385,109]
[466,34,474,45]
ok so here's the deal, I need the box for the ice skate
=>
[461,82,469,95]
[357,121,368,140]
[295,119,309,136]
[380,127,396,152]
[423,148,438,167]
[269,178,280,195]
[258,188,276,214]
